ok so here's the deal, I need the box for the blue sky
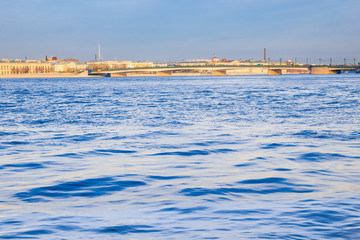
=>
[1,0,359,62]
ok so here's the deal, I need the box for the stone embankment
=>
[0,71,91,78]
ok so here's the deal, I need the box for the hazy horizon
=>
[1,0,359,62]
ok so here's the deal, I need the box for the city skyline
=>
[1,0,359,61]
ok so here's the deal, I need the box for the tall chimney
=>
[264,48,266,61]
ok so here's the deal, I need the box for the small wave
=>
[0,102,17,108]
[159,206,208,214]
[52,133,103,142]
[214,209,270,215]
[191,140,239,147]
[91,149,137,155]
[298,152,358,162]
[152,148,235,157]
[30,119,54,125]
[147,175,189,180]
[2,141,29,145]
[55,225,82,231]
[194,90,214,95]
[11,89,31,95]
[62,149,138,157]
[0,229,54,239]
[293,130,360,141]
[153,150,210,156]
[214,149,236,153]
[93,225,161,234]
[281,208,358,235]
[234,163,254,167]
[70,133,103,142]
[52,153,83,158]
[1,162,45,171]
[293,130,329,139]
[274,168,292,172]
[0,131,19,137]
[180,187,314,196]
[20,230,54,235]
[109,136,127,140]
[172,165,188,168]
[180,177,314,197]
[15,177,146,202]
[238,177,289,185]
[1,220,22,225]
[0,145,8,150]
[302,169,332,176]
[261,143,295,149]
[348,131,360,140]
[296,210,347,224]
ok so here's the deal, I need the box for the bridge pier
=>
[268,69,283,75]
[310,67,337,75]
[112,73,127,77]
[212,70,227,76]
[156,71,172,77]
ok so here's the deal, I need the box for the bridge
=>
[88,65,360,77]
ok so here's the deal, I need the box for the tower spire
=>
[98,44,102,62]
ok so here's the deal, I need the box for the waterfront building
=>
[228,60,241,65]
[212,56,219,62]
[53,62,88,73]
[87,61,154,71]
[132,61,154,68]
[285,60,294,66]
[154,63,168,67]
[0,59,54,75]
[87,61,132,71]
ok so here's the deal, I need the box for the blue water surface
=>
[0,75,359,239]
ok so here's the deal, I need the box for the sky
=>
[0,0,359,62]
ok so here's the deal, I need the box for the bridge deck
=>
[90,65,359,77]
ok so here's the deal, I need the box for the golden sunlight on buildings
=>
[87,61,154,71]
[0,59,53,75]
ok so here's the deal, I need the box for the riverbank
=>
[0,71,92,79]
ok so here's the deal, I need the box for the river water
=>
[0,75,359,239]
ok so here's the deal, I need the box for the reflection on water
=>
[0,75,360,239]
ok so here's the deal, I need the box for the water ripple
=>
[90,149,137,155]
[298,152,358,161]
[93,225,161,234]
[152,148,235,156]
[214,209,270,215]
[14,177,146,202]
[147,175,190,180]
[0,229,54,239]
[0,162,45,171]
[159,206,208,214]
[1,76,360,239]
[180,186,314,197]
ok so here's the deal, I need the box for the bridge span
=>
[89,65,359,77]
